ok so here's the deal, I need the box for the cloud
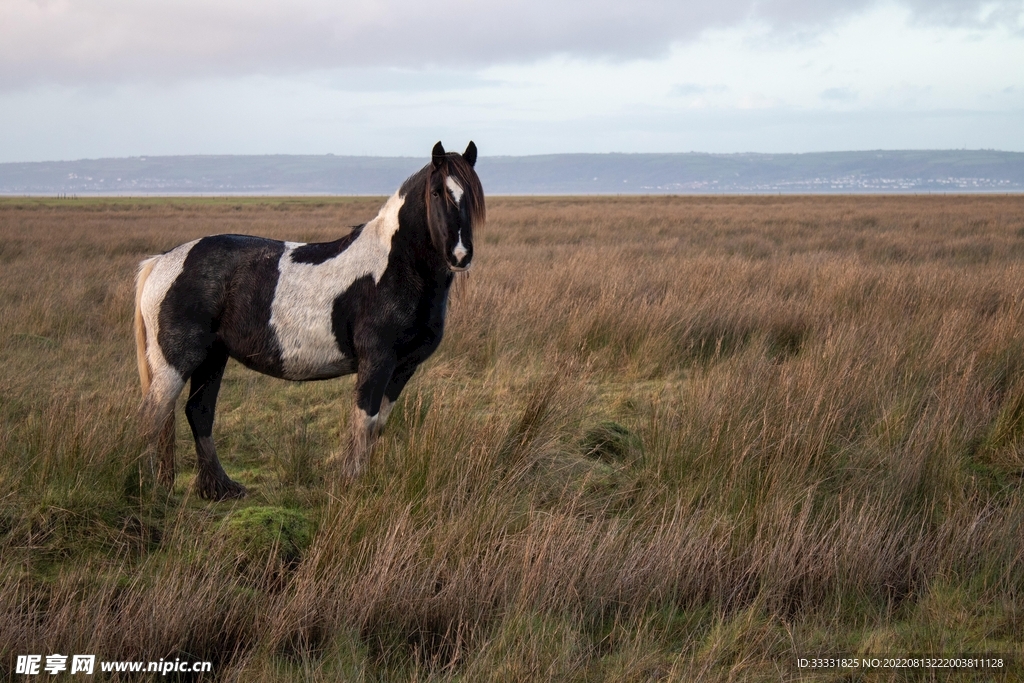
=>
[671,83,731,96]
[820,87,858,101]
[0,0,1020,89]
[672,84,708,97]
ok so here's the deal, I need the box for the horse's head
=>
[426,141,485,272]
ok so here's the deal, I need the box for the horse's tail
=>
[135,257,158,396]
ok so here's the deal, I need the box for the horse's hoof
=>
[195,476,247,501]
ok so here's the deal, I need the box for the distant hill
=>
[1,150,1022,195]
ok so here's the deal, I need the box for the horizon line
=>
[3,148,1023,165]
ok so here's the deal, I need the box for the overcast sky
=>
[1,0,1022,162]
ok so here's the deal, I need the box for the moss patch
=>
[220,506,315,571]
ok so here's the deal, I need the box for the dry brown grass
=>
[2,194,1024,680]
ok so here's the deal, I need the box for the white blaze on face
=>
[270,191,405,380]
[445,176,464,204]
[453,238,468,263]
[445,176,468,263]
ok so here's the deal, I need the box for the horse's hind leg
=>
[156,411,176,488]
[185,344,245,501]
[141,370,185,489]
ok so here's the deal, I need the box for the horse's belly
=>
[287,355,356,381]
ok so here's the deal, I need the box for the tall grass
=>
[2,195,1024,680]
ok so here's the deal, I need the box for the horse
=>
[133,141,484,500]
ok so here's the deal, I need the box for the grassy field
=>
[2,194,1024,681]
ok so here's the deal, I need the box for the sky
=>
[1,0,1023,162]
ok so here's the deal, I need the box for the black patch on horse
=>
[159,234,286,377]
[330,274,373,361]
[291,226,363,265]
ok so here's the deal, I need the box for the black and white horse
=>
[134,142,484,500]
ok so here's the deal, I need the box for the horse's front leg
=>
[375,357,424,432]
[332,354,396,479]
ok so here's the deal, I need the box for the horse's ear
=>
[463,141,477,167]
[432,141,446,168]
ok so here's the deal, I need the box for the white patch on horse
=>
[270,192,405,380]
[453,237,468,263]
[359,409,380,434]
[445,176,464,204]
[377,397,395,428]
[140,239,198,389]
